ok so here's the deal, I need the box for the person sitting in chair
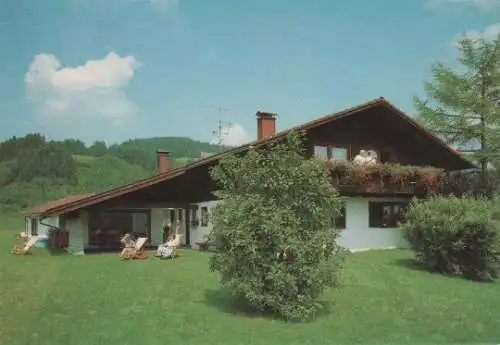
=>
[155,234,175,258]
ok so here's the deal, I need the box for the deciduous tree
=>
[209,131,346,321]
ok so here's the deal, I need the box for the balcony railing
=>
[324,160,444,195]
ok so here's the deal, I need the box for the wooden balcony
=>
[325,160,444,196]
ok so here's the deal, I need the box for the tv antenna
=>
[212,119,232,146]
[210,106,232,147]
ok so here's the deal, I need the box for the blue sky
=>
[0,0,498,146]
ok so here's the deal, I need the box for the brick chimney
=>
[156,150,171,174]
[256,111,277,140]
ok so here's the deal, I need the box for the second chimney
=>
[156,150,171,174]
[256,111,277,141]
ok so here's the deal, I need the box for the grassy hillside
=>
[0,134,225,213]
[108,137,225,173]
[74,155,150,192]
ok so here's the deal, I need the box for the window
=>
[190,208,199,227]
[331,147,348,160]
[30,218,38,236]
[369,202,408,228]
[334,204,346,229]
[314,145,328,159]
[200,207,209,226]
[169,209,176,225]
[313,145,348,160]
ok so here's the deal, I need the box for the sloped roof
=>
[21,194,96,217]
[36,97,474,217]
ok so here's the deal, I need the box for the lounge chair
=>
[120,236,149,260]
[133,237,149,260]
[119,234,137,260]
[12,236,39,255]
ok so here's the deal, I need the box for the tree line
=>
[0,134,224,212]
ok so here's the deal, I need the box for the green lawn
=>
[1,221,499,345]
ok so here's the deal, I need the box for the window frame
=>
[368,201,408,228]
[313,144,350,161]
[200,207,209,227]
[30,217,38,236]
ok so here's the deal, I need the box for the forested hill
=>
[0,133,226,213]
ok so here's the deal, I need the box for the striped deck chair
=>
[12,236,40,255]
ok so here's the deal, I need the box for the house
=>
[21,194,95,248]
[22,97,473,255]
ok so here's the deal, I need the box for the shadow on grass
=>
[393,258,496,283]
[48,248,70,256]
[203,288,333,323]
[393,258,430,272]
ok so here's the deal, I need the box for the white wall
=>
[67,211,87,255]
[337,197,409,251]
[187,197,409,251]
[57,196,408,254]
[190,200,221,247]
[27,216,59,240]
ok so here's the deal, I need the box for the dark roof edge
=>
[39,97,473,217]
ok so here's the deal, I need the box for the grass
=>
[1,220,500,345]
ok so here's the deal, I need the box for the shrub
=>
[400,195,500,281]
[209,131,346,321]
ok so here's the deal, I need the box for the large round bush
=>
[400,195,500,281]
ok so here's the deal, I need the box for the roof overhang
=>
[37,97,474,217]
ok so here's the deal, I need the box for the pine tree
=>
[414,34,500,178]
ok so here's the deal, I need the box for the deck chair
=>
[12,236,39,255]
[120,236,148,260]
[132,237,149,260]
[134,237,148,252]
[119,234,137,260]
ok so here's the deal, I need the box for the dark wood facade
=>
[90,106,469,211]
[303,106,466,170]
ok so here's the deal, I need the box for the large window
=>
[314,145,328,159]
[331,147,348,160]
[88,210,150,248]
[313,145,348,160]
[369,202,408,228]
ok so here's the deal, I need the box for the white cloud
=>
[425,0,500,10]
[211,124,252,147]
[459,23,500,41]
[25,52,140,126]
